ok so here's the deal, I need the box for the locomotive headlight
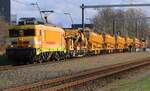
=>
[28,45,32,47]
[10,45,14,48]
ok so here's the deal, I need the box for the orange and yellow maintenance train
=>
[6,18,147,64]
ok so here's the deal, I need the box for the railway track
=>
[0,65,13,71]
[0,61,60,72]
[0,52,144,72]
[3,57,150,91]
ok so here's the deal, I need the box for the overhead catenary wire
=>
[12,0,43,19]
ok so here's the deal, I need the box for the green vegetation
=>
[115,76,150,91]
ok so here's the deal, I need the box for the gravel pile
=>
[0,52,150,89]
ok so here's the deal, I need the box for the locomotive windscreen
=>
[9,29,35,37]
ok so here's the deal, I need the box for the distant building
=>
[0,0,11,23]
[11,14,17,24]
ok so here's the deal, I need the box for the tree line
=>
[92,8,149,39]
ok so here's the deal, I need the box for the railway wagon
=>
[84,29,103,55]
[65,28,87,57]
[141,39,148,51]
[116,36,126,52]
[125,37,134,51]
[6,24,66,64]
[134,38,141,49]
[103,34,116,53]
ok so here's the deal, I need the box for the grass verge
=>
[115,76,150,91]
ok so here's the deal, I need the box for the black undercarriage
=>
[6,47,135,65]
[6,48,36,64]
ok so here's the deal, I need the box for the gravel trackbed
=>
[0,52,150,89]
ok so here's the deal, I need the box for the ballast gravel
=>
[0,52,150,89]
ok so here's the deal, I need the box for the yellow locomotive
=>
[6,18,66,64]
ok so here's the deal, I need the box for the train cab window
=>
[9,29,20,37]
[24,29,35,36]
[9,29,35,37]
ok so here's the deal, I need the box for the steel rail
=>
[43,58,150,91]
[4,57,150,91]
[0,62,56,72]
[0,65,13,71]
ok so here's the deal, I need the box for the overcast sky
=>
[11,0,150,27]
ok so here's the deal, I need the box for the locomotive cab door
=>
[39,26,45,49]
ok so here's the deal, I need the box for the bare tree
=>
[92,8,149,39]
[92,8,115,34]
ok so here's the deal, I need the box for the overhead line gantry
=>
[80,3,150,32]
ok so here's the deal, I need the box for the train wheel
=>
[38,59,43,63]
[36,55,43,63]
[54,53,60,61]
[46,52,52,61]
[60,52,65,61]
